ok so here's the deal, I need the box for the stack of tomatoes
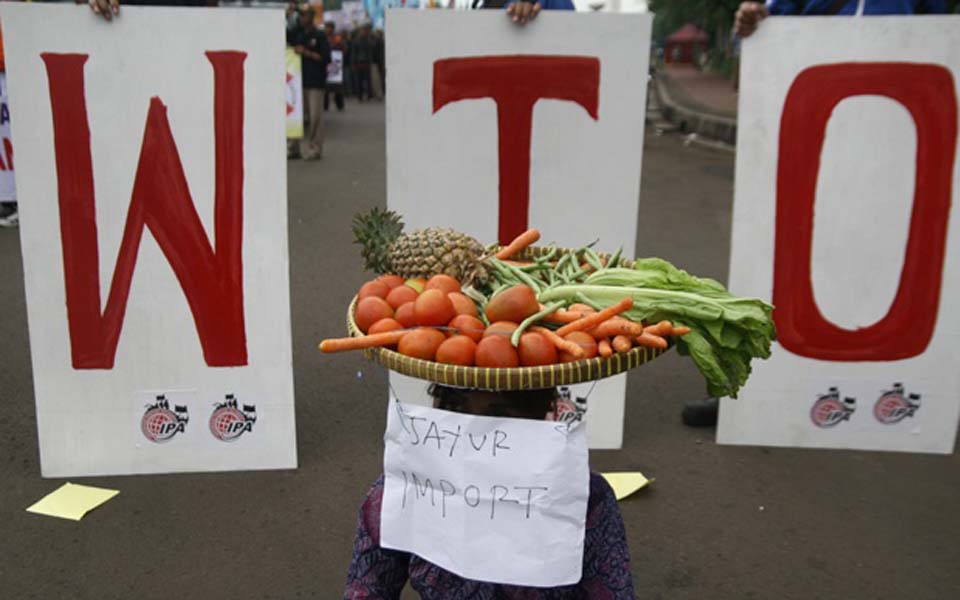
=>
[353,275,558,368]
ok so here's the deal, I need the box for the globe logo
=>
[141,395,189,443]
[209,394,257,442]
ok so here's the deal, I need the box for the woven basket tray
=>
[346,246,669,390]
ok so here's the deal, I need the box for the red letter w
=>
[42,52,248,369]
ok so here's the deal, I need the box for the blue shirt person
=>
[735,0,947,37]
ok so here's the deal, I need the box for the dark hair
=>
[428,384,558,420]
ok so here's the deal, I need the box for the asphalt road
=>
[1,101,958,599]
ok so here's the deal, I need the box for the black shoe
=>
[682,397,719,427]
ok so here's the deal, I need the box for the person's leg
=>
[371,64,383,100]
[324,89,330,112]
[299,85,313,159]
[0,202,18,228]
[336,90,344,111]
[304,88,325,160]
[682,397,719,427]
[362,67,373,101]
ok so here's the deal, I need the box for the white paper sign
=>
[328,49,344,85]
[2,4,297,475]
[381,400,590,587]
[386,10,651,449]
[0,73,14,202]
[719,17,960,454]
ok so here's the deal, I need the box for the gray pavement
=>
[1,100,959,599]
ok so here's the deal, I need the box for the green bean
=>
[511,301,565,347]
[584,248,604,271]
[489,259,520,285]
[607,247,623,269]
[536,246,558,264]
[505,263,542,293]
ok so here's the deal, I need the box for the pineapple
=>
[352,208,489,285]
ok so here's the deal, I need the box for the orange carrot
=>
[612,335,633,353]
[636,332,668,349]
[319,330,407,353]
[496,229,541,260]
[543,310,586,325]
[670,326,691,336]
[556,298,634,337]
[643,320,673,337]
[531,326,585,359]
[590,317,644,339]
[568,303,597,314]
[598,338,613,358]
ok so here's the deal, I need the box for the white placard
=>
[386,10,651,449]
[0,73,13,202]
[328,48,344,85]
[2,4,297,475]
[719,16,960,454]
[381,400,589,587]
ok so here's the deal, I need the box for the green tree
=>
[649,0,740,45]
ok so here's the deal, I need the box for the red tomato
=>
[358,280,390,300]
[436,335,477,366]
[448,292,479,317]
[475,336,520,368]
[518,332,558,366]
[414,289,457,327]
[425,274,462,295]
[385,285,419,310]
[394,302,417,328]
[377,274,406,289]
[398,328,446,361]
[447,315,485,343]
[355,297,394,334]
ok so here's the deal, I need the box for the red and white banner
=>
[720,17,960,454]
[385,11,651,449]
[1,4,296,475]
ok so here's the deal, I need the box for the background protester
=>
[324,21,346,112]
[371,28,385,101]
[288,6,330,160]
[351,25,374,102]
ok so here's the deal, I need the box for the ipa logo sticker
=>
[209,394,257,442]
[873,383,921,425]
[141,395,189,443]
[810,387,856,428]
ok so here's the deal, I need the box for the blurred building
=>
[664,23,707,64]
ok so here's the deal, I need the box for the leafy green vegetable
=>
[537,258,775,398]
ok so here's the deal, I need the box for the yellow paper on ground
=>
[601,472,653,501]
[26,483,119,521]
